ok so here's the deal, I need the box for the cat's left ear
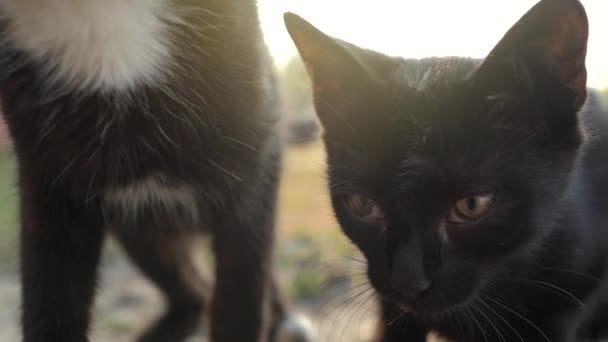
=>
[284,13,380,131]
[477,0,589,111]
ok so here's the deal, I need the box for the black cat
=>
[285,0,608,340]
[0,1,312,342]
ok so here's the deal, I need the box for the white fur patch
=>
[427,331,453,342]
[104,175,199,224]
[0,0,174,92]
[275,313,316,342]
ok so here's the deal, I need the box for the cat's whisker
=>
[483,295,552,342]
[315,280,371,312]
[316,260,368,274]
[338,288,376,342]
[452,306,470,338]
[500,278,584,307]
[348,273,369,280]
[337,288,373,333]
[316,282,372,336]
[459,305,476,337]
[347,265,368,271]
[472,300,505,342]
[321,286,374,342]
[478,297,524,342]
[347,256,368,265]
[465,304,489,342]
[356,293,379,340]
[386,306,408,327]
[534,267,601,282]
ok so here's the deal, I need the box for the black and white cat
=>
[0,1,313,342]
[286,0,608,341]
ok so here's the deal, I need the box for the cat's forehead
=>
[388,57,500,125]
[386,57,524,131]
[391,57,481,92]
[376,73,526,177]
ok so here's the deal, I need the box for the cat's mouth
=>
[379,290,428,313]
[379,286,471,318]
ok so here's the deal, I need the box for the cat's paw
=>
[274,313,316,342]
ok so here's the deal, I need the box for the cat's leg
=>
[208,157,289,342]
[209,147,314,342]
[20,183,105,342]
[210,203,275,341]
[112,228,210,342]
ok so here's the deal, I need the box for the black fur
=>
[286,0,608,341]
[0,1,290,342]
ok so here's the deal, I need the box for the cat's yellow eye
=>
[344,193,384,221]
[447,193,494,224]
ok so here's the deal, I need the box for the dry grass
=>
[274,141,357,300]
[277,140,337,235]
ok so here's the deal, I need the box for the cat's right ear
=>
[284,13,375,130]
[476,0,589,112]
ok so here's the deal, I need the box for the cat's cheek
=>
[331,201,395,297]
[354,237,392,293]
[445,220,534,261]
[366,263,392,294]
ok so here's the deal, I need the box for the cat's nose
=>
[389,245,431,302]
[390,271,431,302]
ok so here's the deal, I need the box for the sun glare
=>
[258,0,608,89]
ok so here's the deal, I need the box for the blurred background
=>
[0,1,606,341]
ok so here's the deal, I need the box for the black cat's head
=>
[285,0,588,316]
